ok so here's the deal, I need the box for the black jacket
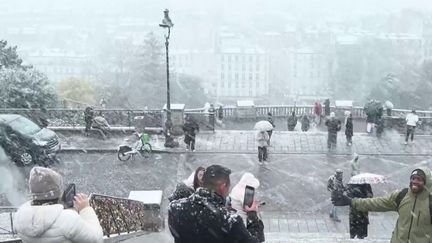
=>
[345,117,353,137]
[168,188,260,243]
[325,118,341,133]
[183,120,199,137]
[168,182,194,202]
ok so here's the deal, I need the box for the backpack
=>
[395,188,432,224]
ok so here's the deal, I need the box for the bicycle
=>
[117,133,152,161]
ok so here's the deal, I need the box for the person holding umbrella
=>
[254,120,273,165]
[346,183,373,239]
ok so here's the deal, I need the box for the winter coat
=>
[168,171,196,202]
[229,173,264,242]
[267,116,275,128]
[327,175,345,193]
[183,120,199,137]
[406,113,419,127]
[301,116,310,131]
[345,117,353,137]
[351,167,432,243]
[14,202,103,243]
[314,103,322,116]
[92,116,110,130]
[256,131,269,147]
[347,184,372,238]
[287,115,297,130]
[168,188,260,243]
[84,108,94,122]
[324,99,330,116]
[350,158,360,176]
[325,118,342,134]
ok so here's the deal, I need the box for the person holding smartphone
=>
[228,172,265,242]
[168,164,261,243]
[14,166,103,243]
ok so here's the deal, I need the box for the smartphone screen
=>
[243,185,255,208]
[63,183,76,208]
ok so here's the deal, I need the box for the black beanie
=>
[411,169,426,184]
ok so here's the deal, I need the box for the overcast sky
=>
[2,0,431,18]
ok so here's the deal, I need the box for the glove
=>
[331,191,352,206]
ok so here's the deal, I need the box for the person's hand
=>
[331,191,352,206]
[73,193,90,213]
[244,200,259,212]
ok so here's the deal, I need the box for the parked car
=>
[0,114,61,166]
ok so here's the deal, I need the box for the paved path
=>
[123,213,396,243]
[60,130,432,156]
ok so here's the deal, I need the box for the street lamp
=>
[159,9,177,147]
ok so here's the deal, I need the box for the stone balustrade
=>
[1,106,431,131]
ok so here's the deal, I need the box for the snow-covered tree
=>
[0,68,57,108]
[0,40,58,108]
[0,40,25,70]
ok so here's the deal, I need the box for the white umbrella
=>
[254,120,274,131]
[385,100,394,109]
[348,173,386,185]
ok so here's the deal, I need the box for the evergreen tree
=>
[0,40,57,108]
[0,68,57,108]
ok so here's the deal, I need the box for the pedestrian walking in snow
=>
[347,183,373,239]
[327,169,345,222]
[84,106,94,136]
[209,104,216,131]
[345,113,353,146]
[256,131,269,165]
[287,112,297,131]
[168,166,205,202]
[404,110,419,145]
[325,112,342,149]
[267,112,275,144]
[333,167,432,243]
[350,153,360,176]
[324,98,331,117]
[375,117,384,138]
[183,115,199,151]
[218,106,224,120]
[168,164,262,243]
[301,114,310,132]
[314,101,323,125]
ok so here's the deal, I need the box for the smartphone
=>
[243,185,255,208]
[63,183,76,208]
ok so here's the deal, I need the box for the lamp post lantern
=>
[159,9,177,147]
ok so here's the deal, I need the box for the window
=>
[255,73,259,80]
[221,55,224,62]
[242,73,246,80]
[235,82,239,88]
[235,73,239,80]
[235,55,239,62]
[221,64,224,70]
[249,73,253,80]
[256,64,259,71]
[249,56,253,62]
[221,82,225,88]
[242,82,246,88]
[256,80,260,88]
[242,64,246,71]
[228,55,231,62]
[228,81,231,88]
[221,72,225,80]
